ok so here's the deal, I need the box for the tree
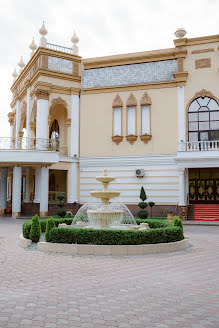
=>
[30,215,41,242]
[138,186,148,219]
[148,201,155,218]
[57,194,67,218]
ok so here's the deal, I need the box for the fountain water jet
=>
[72,169,137,229]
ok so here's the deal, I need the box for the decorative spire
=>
[71,30,79,55]
[29,37,37,57]
[18,57,25,72]
[174,28,187,39]
[12,68,18,82]
[39,21,48,47]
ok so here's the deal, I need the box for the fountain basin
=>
[90,190,120,199]
[88,210,123,229]
[95,176,115,183]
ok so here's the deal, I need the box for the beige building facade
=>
[1,25,219,218]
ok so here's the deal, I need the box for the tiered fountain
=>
[72,168,137,229]
[88,168,124,229]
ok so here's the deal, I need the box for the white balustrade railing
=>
[47,42,73,54]
[0,137,57,151]
[178,140,219,152]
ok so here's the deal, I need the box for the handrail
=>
[0,137,57,151]
[178,140,219,151]
[47,42,73,54]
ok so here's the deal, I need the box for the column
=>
[177,85,185,149]
[0,168,8,214]
[24,168,30,202]
[178,167,186,206]
[34,168,41,203]
[70,93,79,157]
[12,166,22,218]
[68,162,78,203]
[15,99,21,149]
[35,89,50,150]
[40,167,49,217]
[26,85,31,147]
[68,92,80,203]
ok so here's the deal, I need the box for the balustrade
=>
[178,140,219,151]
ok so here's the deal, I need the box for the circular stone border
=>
[36,238,190,256]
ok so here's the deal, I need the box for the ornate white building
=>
[1,24,219,220]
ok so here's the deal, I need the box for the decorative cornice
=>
[112,135,123,145]
[50,96,68,109]
[191,48,214,54]
[173,72,188,86]
[112,94,123,107]
[174,34,219,47]
[140,134,152,143]
[140,92,151,105]
[126,135,138,145]
[35,89,50,100]
[126,93,137,106]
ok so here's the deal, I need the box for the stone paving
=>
[0,217,219,328]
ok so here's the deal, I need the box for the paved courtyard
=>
[0,217,219,328]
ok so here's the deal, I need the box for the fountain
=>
[72,168,137,229]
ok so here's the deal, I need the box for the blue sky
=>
[0,0,218,136]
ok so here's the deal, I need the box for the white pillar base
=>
[40,167,49,217]
[12,166,22,218]
[68,162,78,203]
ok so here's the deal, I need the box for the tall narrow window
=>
[126,93,137,144]
[112,94,123,145]
[127,106,136,135]
[113,107,122,136]
[140,92,152,143]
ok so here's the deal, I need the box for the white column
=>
[40,167,49,216]
[12,166,22,218]
[70,93,79,157]
[178,167,186,206]
[68,162,78,203]
[15,99,21,148]
[0,168,8,213]
[34,168,41,203]
[24,168,30,202]
[35,90,49,149]
[26,86,31,147]
[177,85,185,148]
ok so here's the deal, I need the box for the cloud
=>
[0,0,218,136]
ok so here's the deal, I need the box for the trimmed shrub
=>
[135,218,171,228]
[57,194,66,218]
[148,201,155,217]
[173,216,184,234]
[49,226,184,245]
[45,217,55,242]
[137,186,148,219]
[22,217,73,239]
[30,215,41,242]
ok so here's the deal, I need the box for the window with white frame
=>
[113,107,122,136]
[127,106,136,135]
[141,105,151,134]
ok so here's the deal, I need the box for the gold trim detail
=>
[140,92,151,105]
[40,211,48,217]
[112,135,123,145]
[66,118,71,127]
[112,94,123,107]
[73,62,79,76]
[50,96,68,109]
[194,89,218,100]
[174,34,219,47]
[177,58,184,72]
[191,48,214,54]
[126,135,137,144]
[41,54,48,69]
[140,134,152,143]
[8,112,15,126]
[35,89,50,100]
[126,93,137,106]
[195,58,211,69]
[173,72,188,85]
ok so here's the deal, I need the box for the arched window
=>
[188,97,219,142]
[50,120,59,141]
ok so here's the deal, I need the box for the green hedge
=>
[49,226,184,245]
[22,218,73,239]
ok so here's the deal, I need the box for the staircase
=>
[193,205,219,221]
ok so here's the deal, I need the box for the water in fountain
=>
[72,201,137,230]
[71,168,137,230]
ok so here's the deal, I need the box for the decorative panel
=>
[48,56,73,74]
